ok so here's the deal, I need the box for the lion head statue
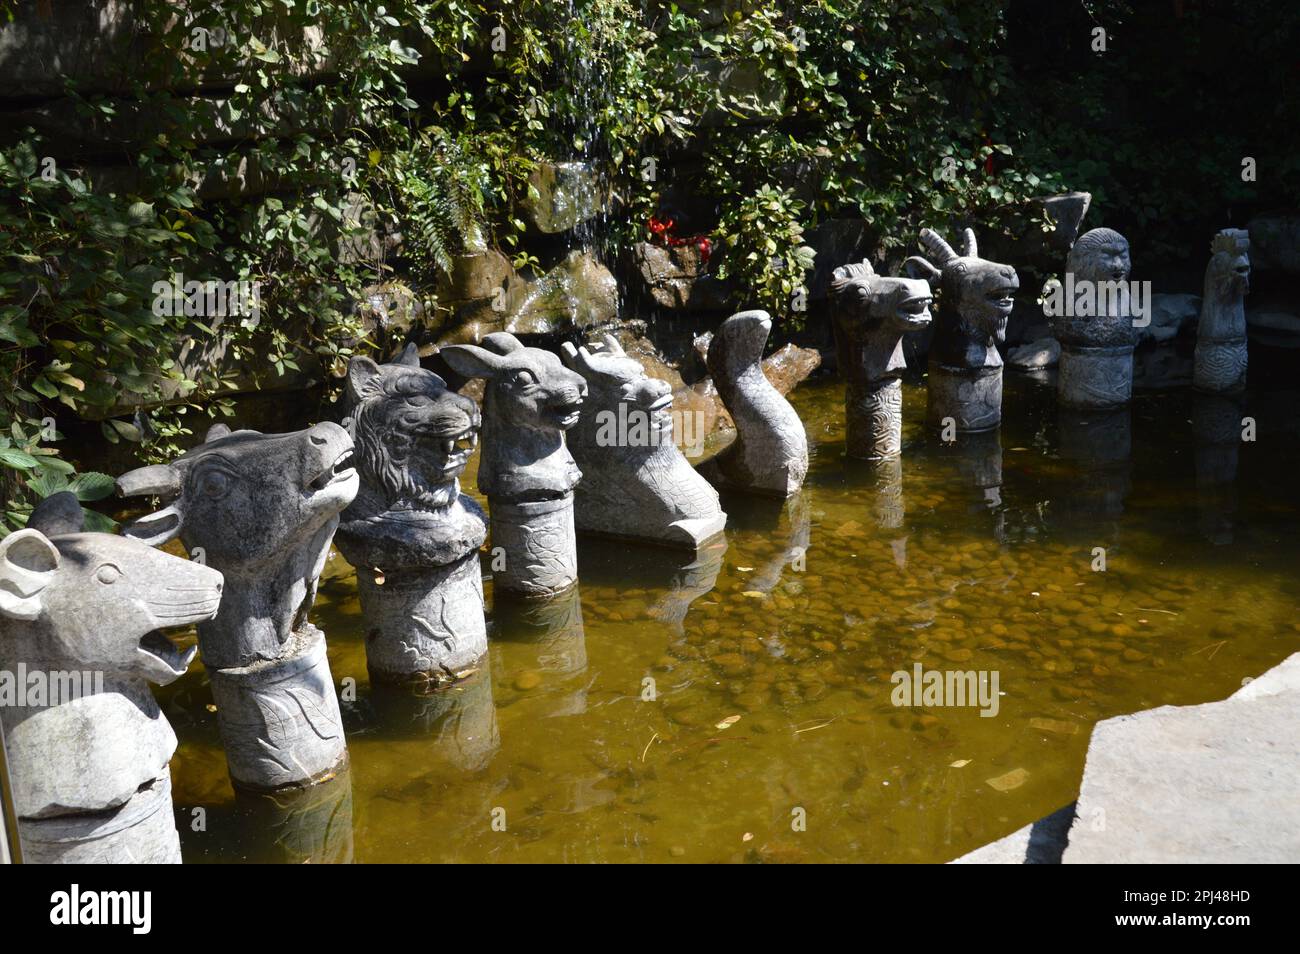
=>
[344,343,481,513]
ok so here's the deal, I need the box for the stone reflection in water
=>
[366,664,500,773]
[936,428,1004,516]
[1193,393,1245,545]
[233,769,354,864]
[646,535,728,635]
[491,586,588,716]
[724,492,811,595]
[1057,407,1133,523]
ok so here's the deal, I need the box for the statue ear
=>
[395,342,421,367]
[0,528,60,621]
[903,256,942,283]
[205,423,232,443]
[120,505,184,548]
[440,344,510,381]
[27,491,83,536]
[347,356,385,402]
[600,333,626,356]
[480,332,524,355]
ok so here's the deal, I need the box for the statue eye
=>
[197,470,231,499]
[511,370,537,387]
[95,564,122,585]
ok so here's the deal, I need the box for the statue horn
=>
[919,228,958,268]
[961,228,978,258]
[116,464,182,498]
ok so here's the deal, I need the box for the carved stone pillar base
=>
[490,495,578,599]
[356,552,487,688]
[846,378,904,459]
[208,623,348,792]
[927,363,1002,433]
[18,771,181,864]
[1059,345,1134,408]
[1193,338,1248,393]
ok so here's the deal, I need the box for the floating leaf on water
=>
[949,759,971,768]
[742,832,754,842]
[741,590,765,599]
[737,566,754,572]
[716,714,741,729]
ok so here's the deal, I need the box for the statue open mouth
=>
[437,427,479,474]
[307,449,356,492]
[556,400,584,428]
[986,285,1018,313]
[898,294,934,326]
[648,393,674,429]
[137,629,200,679]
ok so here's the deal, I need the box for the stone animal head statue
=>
[116,421,358,667]
[830,260,932,382]
[1203,228,1251,301]
[559,334,723,547]
[703,310,809,497]
[440,332,587,499]
[706,309,771,400]
[904,227,1018,349]
[344,342,481,513]
[0,492,222,687]
[0,493,223,819]
[559,334,675,451]
[1067,227,1131,283]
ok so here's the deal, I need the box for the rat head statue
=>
[905,227,1018,367]
[830,260,932,385]
[440,332,587,500]
[0,492,222,688]
[344,343,480,513]
[0,492,223,818]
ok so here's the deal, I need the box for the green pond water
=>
[159,369,1300,863]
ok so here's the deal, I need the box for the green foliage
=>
[713,185,815,316]
[386,128,490,286]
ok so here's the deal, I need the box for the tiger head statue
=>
[343,343,481,513]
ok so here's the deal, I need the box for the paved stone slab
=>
[1064,653,1300,863]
